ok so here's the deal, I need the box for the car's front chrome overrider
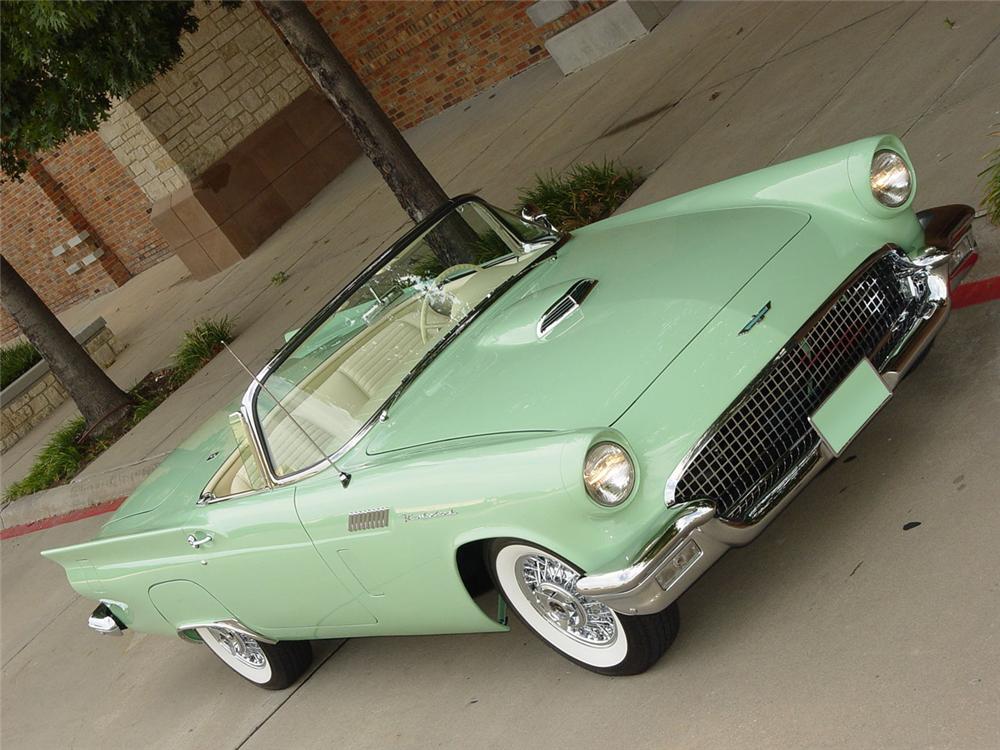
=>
[578,206,973,616]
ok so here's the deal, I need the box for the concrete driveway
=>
[2,289,998,749]
[3,1,1000,747]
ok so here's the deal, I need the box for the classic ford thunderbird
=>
[45,135,977,686]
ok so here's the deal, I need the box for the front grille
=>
[672,252,919,523]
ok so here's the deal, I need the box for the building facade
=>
[1,0,607,341]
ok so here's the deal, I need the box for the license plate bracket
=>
[809,358,891,456]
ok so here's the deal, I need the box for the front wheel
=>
[488,540,679,676]
[196,626,312,689]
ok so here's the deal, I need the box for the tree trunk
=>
[259,1,450,225]
[1,255,132,432]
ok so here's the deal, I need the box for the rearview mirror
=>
[520,204,557,235]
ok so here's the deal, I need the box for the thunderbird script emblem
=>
[738,301,771,335]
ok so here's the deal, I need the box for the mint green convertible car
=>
[45,135,977,687]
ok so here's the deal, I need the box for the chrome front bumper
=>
[578,218,968,616]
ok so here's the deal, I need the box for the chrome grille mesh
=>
[673,253,917,523]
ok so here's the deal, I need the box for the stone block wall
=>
[151,90,361,279]
[0,322,125,452]
[100,0,311,203]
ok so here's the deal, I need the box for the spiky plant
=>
[170,316,236,385]
[983,135,1000,225]
[518,161,643,231]
[3,417,87,501]
[0,340,41,389]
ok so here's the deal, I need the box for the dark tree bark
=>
[1,255,132,432]
[259,1,449,224]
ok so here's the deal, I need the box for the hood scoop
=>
[537,279,598,338]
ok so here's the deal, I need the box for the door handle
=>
[187,532,214,549]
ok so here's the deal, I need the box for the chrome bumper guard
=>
[578,219,968,616]
[88,603,126,636]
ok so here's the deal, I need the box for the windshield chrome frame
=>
[239,195,563,488]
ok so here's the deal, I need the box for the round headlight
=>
[870,150,912,207]
[583,442,635,506]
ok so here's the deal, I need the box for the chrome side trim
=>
[176,619,277,645]
[348,507,389,532]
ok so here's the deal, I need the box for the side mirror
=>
[520,204,557,235]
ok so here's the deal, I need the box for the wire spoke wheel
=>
[517,553,618,646]
[490,540,681,676]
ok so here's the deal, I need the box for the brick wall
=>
[306,0,609,129]
[101,0,311,201]
[2,1,607,341]
[1,176,112,341]
[40,133,170,275]
[0,133,171,341]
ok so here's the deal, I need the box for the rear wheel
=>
[197,626,312,689]
[488,540,679,676]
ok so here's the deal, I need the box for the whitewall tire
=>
[488,540,680,676]
[196,627,312,690]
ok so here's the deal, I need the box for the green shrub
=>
[518,160,643,231]
[171,316,236,385]
[0,340,42,389]
[3,417,86,501]
[984,139,999,225]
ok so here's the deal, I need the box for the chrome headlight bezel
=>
[869,149,912,208]
[583,442,635,507]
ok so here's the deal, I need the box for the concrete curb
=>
[0,456,163,529]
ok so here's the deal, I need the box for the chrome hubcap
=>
[210,628,267,669]
[517,553,618,646]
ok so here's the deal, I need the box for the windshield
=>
[252,200,554,479]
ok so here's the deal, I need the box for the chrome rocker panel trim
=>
[578,237,958,616]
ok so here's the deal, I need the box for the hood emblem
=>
[738,301,771,335]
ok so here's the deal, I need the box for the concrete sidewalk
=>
[2,0,998,519]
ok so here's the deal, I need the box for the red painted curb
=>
[953,275,1000,310]
[0,497,126,541]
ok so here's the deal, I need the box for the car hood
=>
[363,206,810,455]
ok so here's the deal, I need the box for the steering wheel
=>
[419,263,479,344]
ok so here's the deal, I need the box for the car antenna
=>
[220,341,351,488]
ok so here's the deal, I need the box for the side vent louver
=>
[348,507,389,532]
[537,279,598,338]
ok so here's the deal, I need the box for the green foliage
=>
[171,316,236,385]
[984,137,1000,226]
[271,270,290,286]
[0,1,198,178]
[0,340,42,389]
[4,417,86,501]
[518,161,644,231]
